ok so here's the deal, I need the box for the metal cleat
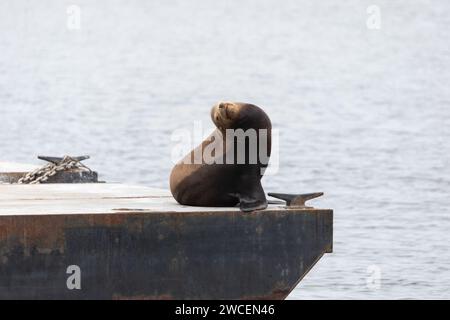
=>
[268,192,324,209]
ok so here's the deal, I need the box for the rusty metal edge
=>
[0,208,333,218]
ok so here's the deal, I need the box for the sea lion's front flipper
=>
[233,172,268,212]
[239,195,267,212]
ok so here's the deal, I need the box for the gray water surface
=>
[1,0,449,299]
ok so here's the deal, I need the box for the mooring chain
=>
[17,156,89,184]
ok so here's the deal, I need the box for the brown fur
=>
[170,102,272,212]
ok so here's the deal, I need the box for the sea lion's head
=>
[211,101,271,131]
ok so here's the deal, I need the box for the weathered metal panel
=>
[0,158,98,184]
[0,209,332,300]
[0,184,333,299]
[0,170,98,184]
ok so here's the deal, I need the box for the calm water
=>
[1,0,449,299]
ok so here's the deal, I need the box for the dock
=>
[0,183,333,300]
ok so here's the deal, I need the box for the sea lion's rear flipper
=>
[233,173,268,212]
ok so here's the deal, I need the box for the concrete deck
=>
[0,183,327,215]
[0,162,39,172]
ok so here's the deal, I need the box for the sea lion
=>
[170,102,272,212]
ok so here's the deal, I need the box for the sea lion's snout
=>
[211,102,240,129]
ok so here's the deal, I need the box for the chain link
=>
[17,156,88,184]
